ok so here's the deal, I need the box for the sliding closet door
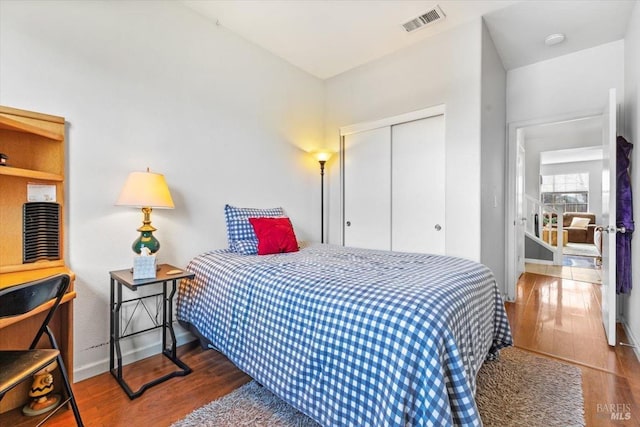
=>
[391,115,445,254]
[343,127,391,250]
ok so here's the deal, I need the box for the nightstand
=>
[109,263,195,399]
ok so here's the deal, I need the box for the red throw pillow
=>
[248,217,299,255]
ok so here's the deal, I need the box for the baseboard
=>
[74,330,195,382]
[621,319,640,362]
[524,258,554,265]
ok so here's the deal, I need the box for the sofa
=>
[548,212,598,244]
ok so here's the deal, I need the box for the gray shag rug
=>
[171,347,584,427]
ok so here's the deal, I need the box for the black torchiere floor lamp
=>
[314,151,333,243]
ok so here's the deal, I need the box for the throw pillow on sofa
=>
[569,217,591,229]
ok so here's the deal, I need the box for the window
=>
[540,173,589,212]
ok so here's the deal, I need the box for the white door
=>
[601,88,617,347]
[515,136,526,280]
[343,127,391,250]
[391,116,445,254]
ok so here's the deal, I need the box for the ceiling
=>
[523,115,603,141]
[181,0,637,79]
[483,0,636,70]
[540,146,603,165]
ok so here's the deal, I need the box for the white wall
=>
[324,19,483,262]
[522,120,603,224]
[0,0,325,380]
[480,21,507,292]
[524,134,602,203]
[507,40,625,124]
[623,2,640,357]
[539,160,603,221]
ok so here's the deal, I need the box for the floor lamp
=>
[314,152,333,243]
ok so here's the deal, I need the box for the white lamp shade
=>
[314,151,333,162]
[115,170,175,208]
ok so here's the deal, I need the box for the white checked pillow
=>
[224,204,285,253]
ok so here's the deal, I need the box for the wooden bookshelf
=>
[0,166,64,181]
[0,106,76,416]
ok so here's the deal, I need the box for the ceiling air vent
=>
[402,5,446,33]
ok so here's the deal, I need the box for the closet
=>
[341,106,445,254]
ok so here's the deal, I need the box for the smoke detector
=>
[402,5,446,33]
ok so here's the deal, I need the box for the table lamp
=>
[116,168,174,254]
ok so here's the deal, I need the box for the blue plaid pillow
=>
[224,204,285,252]
[232,239,260,255]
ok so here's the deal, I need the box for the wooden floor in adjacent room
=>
[506,271,640,426]
[3,271,639,426]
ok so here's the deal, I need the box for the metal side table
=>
[109,263,194,399]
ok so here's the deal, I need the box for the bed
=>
[177,243,512,426]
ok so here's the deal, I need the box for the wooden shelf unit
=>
[0,106,76,416]
[0,166,64,181]
[0,106,66,272]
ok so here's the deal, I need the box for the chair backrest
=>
[0,274,70,318]
[0,274,70,350]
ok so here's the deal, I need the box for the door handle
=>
[434,224,442,231]
[346,221,351,227]
[604,226,626,234]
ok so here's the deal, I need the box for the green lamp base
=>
[132,231,160,254]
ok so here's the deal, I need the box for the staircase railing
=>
[524,194,564,265]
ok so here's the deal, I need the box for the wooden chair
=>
[0,274,83,426]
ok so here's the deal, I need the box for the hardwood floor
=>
[507,272,640,426]
[2,271,638,426]
[0,342,252,427]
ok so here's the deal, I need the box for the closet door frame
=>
[339,104,446,247]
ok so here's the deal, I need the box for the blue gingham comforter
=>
[177,244,512,426]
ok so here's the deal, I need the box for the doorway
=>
[538,144,603,274]
[506,111,605,301]
[506,88,619,349]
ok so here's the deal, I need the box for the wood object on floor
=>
[542,227,568,246]
[0,106,76,416]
